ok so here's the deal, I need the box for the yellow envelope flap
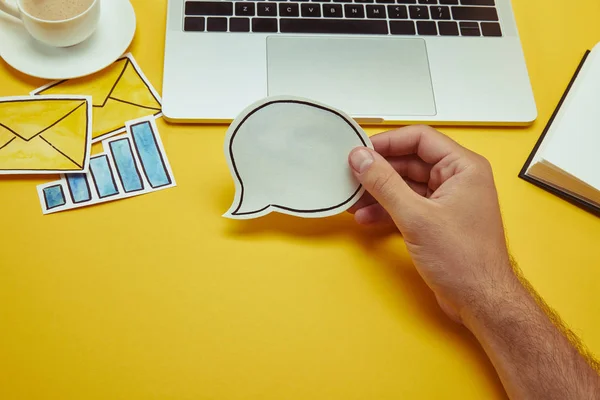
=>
[0,99,86,141]
[36,55,162,111]
[110,60,162,110]
[0,125,13,149]
[37,58,128,107]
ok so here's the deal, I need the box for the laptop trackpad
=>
[266,36,436,118]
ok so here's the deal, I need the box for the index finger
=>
[370,125,465,165]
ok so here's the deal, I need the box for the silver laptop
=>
[162,0,536,125]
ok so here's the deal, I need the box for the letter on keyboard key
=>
[366,4,386,18]
[301,3,322,17]
[323,4,343,17]
[451,6,498,21]
[252,17,278,31]
[235,2,255,16]
[279,2,300,16]
[185,1,233,16]
[344,4,365,18]
[257,2,277,16]
[279,18,388,34]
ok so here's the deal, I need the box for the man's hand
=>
[348,126,600,400]
[348,125,516,323]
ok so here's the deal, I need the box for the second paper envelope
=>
[32,53,162,143]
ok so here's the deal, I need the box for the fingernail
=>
[349,148,374,173]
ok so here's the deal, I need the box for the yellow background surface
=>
[1,1,599,398]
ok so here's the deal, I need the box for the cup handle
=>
[0,0,20,19]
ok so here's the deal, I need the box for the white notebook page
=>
[541,43,600,191]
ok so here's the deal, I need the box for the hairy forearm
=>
[462,262,600,400]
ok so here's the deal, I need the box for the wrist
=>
[459,264,527,332]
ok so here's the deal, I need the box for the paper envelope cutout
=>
[0,95,92,175]
[32,53,162,143]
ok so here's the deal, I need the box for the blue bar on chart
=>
[90,155,119,198]
[109,138,144,193]
[66,173,91,203]
[131,121,171,188]
[43,185,66,209]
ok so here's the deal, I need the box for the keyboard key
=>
[481,22,502,36]
[344,4,365,18]
[252,17,278,31]
[461,0,494,5]
[451,6,498,21]
[438,20,458,35]
[418,0,436,3]
[280,18,388,34]
[366,4,386,18]
[396,0,416,3]
[323,4,343,17]
[417,20,437,34]
[301,3,321,16]
[389,20,415,34]
[439,0,457,3]
[257,2,277,16]
[279,3,299,16]
[409,5,429,18]
[230,17,250,31]
[376,0,395,3]
[184,16,205,31]
[356,0,374,3]
[387,5,407,18]
[207,17,228,31]
[333,0,352,3]
[185,1,233,16]
[459,21,480,35]
[430,5,450,19]
[235,2,255,16]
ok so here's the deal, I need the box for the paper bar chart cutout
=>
[37,117,175,214]
[31,53,162,143]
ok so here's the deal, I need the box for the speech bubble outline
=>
[223,96,373,220]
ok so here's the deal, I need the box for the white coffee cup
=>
[0,0,100,47]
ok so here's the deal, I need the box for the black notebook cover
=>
[519,49,600,217]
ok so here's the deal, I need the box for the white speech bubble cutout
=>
[223,96,373,219]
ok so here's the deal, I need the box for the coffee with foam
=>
[21,0,95,21]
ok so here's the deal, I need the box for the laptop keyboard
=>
[183,0,502,37]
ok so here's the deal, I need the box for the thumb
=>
[349,147,423,224]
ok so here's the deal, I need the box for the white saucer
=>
[0,0,136,80]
